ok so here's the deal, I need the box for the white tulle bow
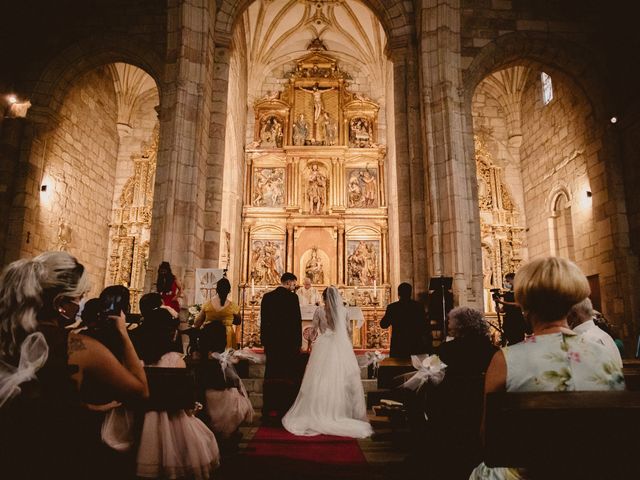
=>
[0,332,49,408]
[400,354,447,391]
[357,350,387,376]
[209,348,265,398]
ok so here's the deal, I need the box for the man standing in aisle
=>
[380,282,432,358]
[260,272,302,424]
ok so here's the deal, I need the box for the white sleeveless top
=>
[503,329,625,392]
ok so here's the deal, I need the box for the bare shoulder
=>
[67,332,107,359]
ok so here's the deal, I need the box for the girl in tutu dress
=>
[198,321,254,440]
[136,308,219,479]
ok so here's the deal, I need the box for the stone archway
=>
[466,33,640,342]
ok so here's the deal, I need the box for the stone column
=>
[148,0,216,303]
[378,154,387,207]
[417,0,483,307]
[388,39,428,295]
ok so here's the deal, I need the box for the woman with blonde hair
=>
[469,257,625,479]
[0,252,148,479]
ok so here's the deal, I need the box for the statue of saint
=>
[360,170,377,207]
[322,111,337,146]
[293,113,308,146]
[305,248,324,284]
[307,164,327,214]
[348,171,362,207]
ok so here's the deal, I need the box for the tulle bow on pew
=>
[0,332,49,407]
[357,350,387,377]
[209,348,264,398]
[400,354,447,391]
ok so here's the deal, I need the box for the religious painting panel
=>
[348,116,373,148]
[258,115,284,148]
[346,239,380,286]
[252,167,285,207]
[346,167,378,208]
[249,238,285,286]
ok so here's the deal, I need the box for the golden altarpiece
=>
[474,129,526,314]
[106,125,159,312]
[241,50,390,349]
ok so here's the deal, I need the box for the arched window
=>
[550,192,575,259]
[541,72,553,105]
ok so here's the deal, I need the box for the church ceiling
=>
[240,0,387,100]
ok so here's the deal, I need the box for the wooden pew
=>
[484,391,640,478]
[377,357,414,389]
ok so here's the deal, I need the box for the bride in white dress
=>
[282,286,373,438]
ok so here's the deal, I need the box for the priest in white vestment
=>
[297,277,321,306]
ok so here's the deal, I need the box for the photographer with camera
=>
[493,273,529,345]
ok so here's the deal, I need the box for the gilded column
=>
[293,157,300,209]
[286,225,295,272]
[241,225,250,283]
[381,226,388,285]
[378,155,386,207]
[331,157,338,210]
[337,224,345,284]
[244,156,253,206]
[286,157,294,206]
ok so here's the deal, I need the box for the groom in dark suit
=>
[260,272,302,424]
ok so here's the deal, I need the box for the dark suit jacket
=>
[380,299,432,357]
[260,286,302,356]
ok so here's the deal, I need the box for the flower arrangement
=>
[187,304,202,326]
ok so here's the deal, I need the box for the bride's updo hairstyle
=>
[514,256,589,323]
[0,251,90,364]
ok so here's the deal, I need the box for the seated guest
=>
[199,321,254,440]
[195,277,241,349]
[594,311,625,358]
[380,282,432,357]
[438,306,497,377]
[568,298,623,367]
[139,292,163,319]
[136,308,219,479]
[469,257,625,480]
[0,252,148,480]
[136,291,182,355]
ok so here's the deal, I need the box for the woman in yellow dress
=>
[195,278,241,349]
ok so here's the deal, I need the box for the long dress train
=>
[282,287,372,438]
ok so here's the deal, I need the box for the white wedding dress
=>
[282,287,373,438]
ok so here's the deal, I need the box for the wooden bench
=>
[484,391,640,477]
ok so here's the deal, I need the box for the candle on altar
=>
[251,279,255,298]
[373,280,377,298]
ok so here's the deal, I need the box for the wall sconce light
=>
[7,95,17,105]
[610,116,618,124]
[586,190,592,198]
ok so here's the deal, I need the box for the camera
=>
[490,288,503,301]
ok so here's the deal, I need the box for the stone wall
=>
[34,67,119,293]
[518,69,624,315]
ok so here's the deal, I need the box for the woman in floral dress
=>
[469,257,625,480]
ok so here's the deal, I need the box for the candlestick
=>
[251,278,255,298]
[373,280,377,298]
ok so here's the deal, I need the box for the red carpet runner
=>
[242,426,370,479]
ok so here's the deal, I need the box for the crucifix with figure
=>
[299,83,335,140]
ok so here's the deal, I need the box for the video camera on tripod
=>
[490,288,504,302]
